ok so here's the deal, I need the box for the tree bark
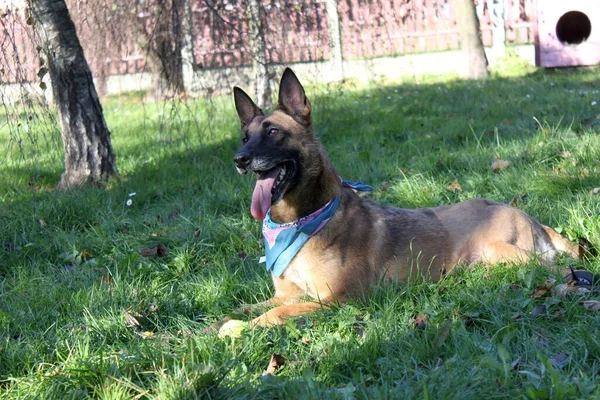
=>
[325,0,344,81]
[135,0,186,99]
[455,0,489,79]
[30,0,117,187]
[247,0,272,109]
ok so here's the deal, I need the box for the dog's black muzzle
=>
[234,151,251,174]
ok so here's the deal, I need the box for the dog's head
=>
[233,68,315,220]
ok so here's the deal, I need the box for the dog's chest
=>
[281,245,331,299]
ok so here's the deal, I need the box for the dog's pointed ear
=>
[233,87,264,131]
[277,68,311,125]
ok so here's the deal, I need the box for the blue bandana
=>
[262,179,373,277]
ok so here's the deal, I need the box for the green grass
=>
[1,65,600,399]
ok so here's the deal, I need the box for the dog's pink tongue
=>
[251,168,280,220]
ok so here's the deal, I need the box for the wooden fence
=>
[0,0,535,85]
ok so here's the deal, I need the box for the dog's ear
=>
[277,68,311,125]
[233,87,264,131]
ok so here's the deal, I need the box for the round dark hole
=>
[555,11,592,45]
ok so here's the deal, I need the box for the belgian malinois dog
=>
[225,68,580,331]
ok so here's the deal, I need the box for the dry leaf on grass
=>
[124,312,142,329]
[491,159,511,173]
[263,354,286,376]
[510,193,528,207]
[558,150,572,158]
[580,300,600,311]
[140,243,167,257]
[446,179,462,193]
[98,275,113,285]
[531,287,548,298]
[590,187,600,196]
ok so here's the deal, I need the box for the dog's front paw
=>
[217,319,249,339]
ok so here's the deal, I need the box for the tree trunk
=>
[247,0,272,109]
[325,0,344,81]
[30,0,117,187]
[455,0,489,79]
[135,0,186,99]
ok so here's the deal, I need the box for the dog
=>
[223,68,581,331]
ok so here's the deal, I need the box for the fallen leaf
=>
[301,336,310,345]
[435,320,452,348]
[140,243,167,258]
[531,305,547,317]
[509,193,527,207]
[531,287,548,298]
[193,228,201,240]
[141,246,157,257]
[156,243,167,257]
[492,159,511,173]
[81,250,93,259]
[138,331,155,339]
[446,179,462,193]
[580,300,600,311]
[263,353,286,376]
[558,150,572,158]
[124,312,142,329]
[549,353,569,369]
[590,187,600,195]
[413,314,427,330]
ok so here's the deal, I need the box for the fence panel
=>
[0,0,534,85]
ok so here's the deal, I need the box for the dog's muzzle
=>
[234,151,251,175]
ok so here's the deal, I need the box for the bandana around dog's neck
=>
[262,179,373,277]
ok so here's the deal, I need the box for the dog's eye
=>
[268,128,279,136]
[242,136,248,144]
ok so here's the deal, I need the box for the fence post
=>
[325,0,344,81]
[247,0,272,109]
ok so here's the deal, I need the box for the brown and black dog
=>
[222,68,580,332]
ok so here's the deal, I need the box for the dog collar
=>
[262,179,373,277]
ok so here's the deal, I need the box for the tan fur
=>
[227,69,580,329]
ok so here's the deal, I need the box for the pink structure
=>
[536,0,600,67]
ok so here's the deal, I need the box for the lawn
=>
[1,64,600,399]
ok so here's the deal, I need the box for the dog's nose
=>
[234,152,251,171]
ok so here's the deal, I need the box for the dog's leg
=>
[233,298,285,316]
[249,296,346,327]
[478,241,536,265]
